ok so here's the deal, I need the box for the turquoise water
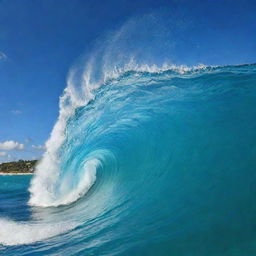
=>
[1,64,256,255]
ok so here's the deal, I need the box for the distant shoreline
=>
[0,160,37,175]
[0,172,33,175]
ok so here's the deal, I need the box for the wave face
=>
[1,64,256,255]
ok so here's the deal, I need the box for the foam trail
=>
[0,219,77,246]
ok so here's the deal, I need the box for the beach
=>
[0,172,33,175]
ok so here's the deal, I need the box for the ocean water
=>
[1,64,256,255]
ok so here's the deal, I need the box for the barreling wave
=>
[28,61,209,207]
[28,60,256,208]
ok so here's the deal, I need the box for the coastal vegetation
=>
[0,160,38,174]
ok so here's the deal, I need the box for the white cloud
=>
[32,144,46,151]
[11,110,22,115]
[0,152,12,161]
[0,152,7,157]
[0,141,25,151]
[0,51,7,60]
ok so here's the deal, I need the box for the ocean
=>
[0,64,256,255]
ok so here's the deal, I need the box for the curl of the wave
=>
[28,61,208,208]
[28,14,208,208]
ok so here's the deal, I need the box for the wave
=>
[28,62,210,207]
[1,63,256,252]
[28,60,256,208]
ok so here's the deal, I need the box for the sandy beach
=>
[0,172,33,175]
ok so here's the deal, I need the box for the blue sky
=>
[0,0,255,162]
